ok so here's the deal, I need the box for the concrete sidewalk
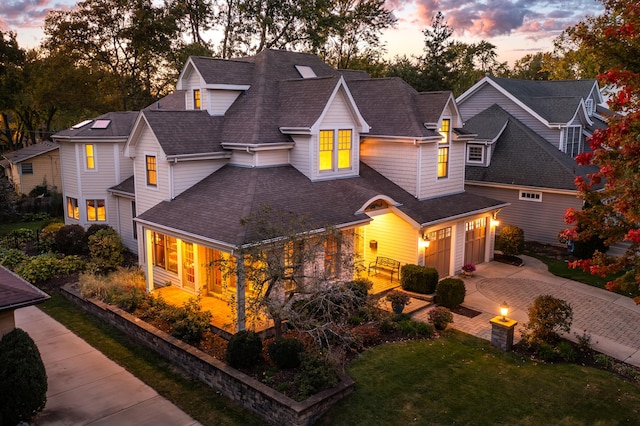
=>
[15,306,201,426]
[413,255,640,367]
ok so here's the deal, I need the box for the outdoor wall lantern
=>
[369,240,378,250]
[491,211,501,228]
[420,232,430,248]
[500,301,509,321]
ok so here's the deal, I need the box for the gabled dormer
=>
[176,57,253,116]
[280,75,369,181]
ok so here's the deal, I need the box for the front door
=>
[465,218,486,265]
[182,242,195,291]
[424,227,452,277]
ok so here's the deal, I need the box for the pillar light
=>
[500,301,509,321]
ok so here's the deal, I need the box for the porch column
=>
[234,253,246,332]
[145,229,155,293]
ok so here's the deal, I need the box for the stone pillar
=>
[490,316,518,351]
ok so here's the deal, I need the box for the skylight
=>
[72,119,93,129]
[295,65,317,78]
[91,119,111,129]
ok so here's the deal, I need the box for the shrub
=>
[557,341,576,362]
[88,228,125,274]
[2,228,36,250]
[524,294,573,344]
[294,353,339,400]
[0,248,28,269]
[0,328,47,425]
[226,330,263,368]
[397,319,435,337]
[428,306,453,330]
[55,224,87,255]
[37,222,65,253]
[86,224,114,240]
[14,253,86,284]
[435,278,466,309]
[536,342,558,362]
[401,264,438,294]
[497,225,524,256]
[345,279,372,306]
[268,338,305,368]
[170,298,213,344]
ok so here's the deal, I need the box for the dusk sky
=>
[1,0,603,65]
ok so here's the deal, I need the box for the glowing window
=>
[439,119,450,144]
[67,197,79,220]
[338,129,352,169]
[152,232,178,273]
[193,89,201,109]
[86,199,106,222]
[146,155,157,186]
[85,144,95,170]
[438,147,449,178]
[319,130,334,171]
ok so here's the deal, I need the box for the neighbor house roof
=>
[53,111,139,140]
[136,162,507,247]
[0,266,50,312]
[465,104,600,190]
[2,141,59,164]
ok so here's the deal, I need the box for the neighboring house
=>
[54,50,507,332]
[0,265,50,337]
[457,76,607,245]
[1,141,62,195]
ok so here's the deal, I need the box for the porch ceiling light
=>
[500,301,509,321]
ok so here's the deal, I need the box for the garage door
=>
[424,227,451,277]
[465,218,486,266]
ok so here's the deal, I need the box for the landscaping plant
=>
[523,294,573,345]
[225,330,263,368]
[435,278,465,308]
[496,225,524,256]
[428,306,453,330]
[400,264,438,294]
[268,337,305,368]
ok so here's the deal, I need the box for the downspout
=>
[415,139,421,198]
[169,158,177,199]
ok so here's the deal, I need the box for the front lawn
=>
[320,331,640,425]
[0,219,50,236]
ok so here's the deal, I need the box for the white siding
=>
[289,135,311,178]
[465,184,582,245]
[172,160,226,197]
[320,89,355,127]
[117,143,134,181]
[418,140,466,199]
[207,90,242,115]
[459,84,561,148]
[362,210,419,268]
[230,151,255,167]
[360,139,418,196]
[134,126,171,215]
[255,150,289,167]
[115,196,137,253]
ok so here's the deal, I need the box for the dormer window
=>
[467,145,484,164]
[438,119,450,178]
[319,129,352,172]
[193,89,201,109]
[585,99,594,116]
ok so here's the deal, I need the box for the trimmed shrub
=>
[86,224,114,240]
[294,353,338,400]
[14,253,86,284]
[435,278,466,309]
[400,264,439,294]
[496,225,524,256]
[88,228,125,274]
[268,338,305,368]
[37,221,65,253]
[226,330,263,368]
[0,248,28,269]
[0,328,47,425]
[524,294,573,344]
[55,224,87,255]
[428,306,454,330]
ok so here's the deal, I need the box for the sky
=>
[1,0,603,65]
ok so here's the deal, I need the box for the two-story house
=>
[457,76,607,245]
[55,50,507,333]
[1,141,62,195]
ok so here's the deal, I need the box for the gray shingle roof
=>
[190,57,255,85]
[137,162,506,246]
[278,76,343,128]
[489,77,597,123]
[463,104,508,140]
[0,265,49,312]
[348,78,445,138]
[141,110,225,156]
[144,90,186,111]
[2,141,59,163]
[53,111,139,140]
[109,175,135,196]
[465,105,600,190]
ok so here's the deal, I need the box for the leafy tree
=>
[0,30,26,152]
[561,0,640,303]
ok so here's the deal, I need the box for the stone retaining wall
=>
[61,286,354,426]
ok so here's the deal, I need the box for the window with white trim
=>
[85,144,96,170]
[86,199,106,221]
[319,129,352,172]
[467,145,484,163]
[585,99,594,116]
[193,89,201,109]
[519,191,542,202]
[563,125,583,157]
[146,155,157,186]
[438,119,450,178]
[20,163,33,175]
[152,232,178,273]
[67,197,79,220]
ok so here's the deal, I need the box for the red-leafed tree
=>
[561,0,640,302]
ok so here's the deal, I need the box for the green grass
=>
[38,292,265,426]
[0,219,50,236]
[320,331,640,425]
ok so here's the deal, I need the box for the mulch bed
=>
[451,305,482,318]
[493,253,524,266]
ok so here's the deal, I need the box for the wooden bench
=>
[368,256,401,282]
